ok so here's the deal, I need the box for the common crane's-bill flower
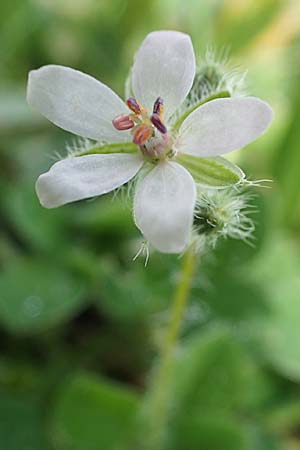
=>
[27,30,273,254]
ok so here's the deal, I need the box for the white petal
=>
[27,65,131,142]
[134,162,196,253]
[36,154,143,208]
[132,31,195,120]
[176,97,273,157]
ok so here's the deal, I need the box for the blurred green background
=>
[0,0,300,449]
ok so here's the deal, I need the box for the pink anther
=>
[133,124,153,145]
[112,114,134,130]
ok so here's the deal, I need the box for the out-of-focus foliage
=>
[0,0,300,449]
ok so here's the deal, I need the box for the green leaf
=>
[52,373,140,450]
[71,196,135,239]
[193,270,268,323]
[257,272,300,381]
[248,235,300,381]
[95,259,173,321]
[173,90,230,130]
[2,181,68,253]
[96,261,156,321]
[169,328,271,450]
[77,142,139,156]
[172,412,248,450]
[0,391,51,450]
[0,258,86,334]
[177,153,244,187]
[171,328,270,416]
[273,82,300,228]
[0,90,45,136]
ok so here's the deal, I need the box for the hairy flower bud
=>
[179,48,247,116]
[192,186,255,253]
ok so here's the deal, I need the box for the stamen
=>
[112,114,134,131]
[153,97,164,117]
[114,96,167,147]
[133,124,153,146]
[150,113,167,134]
[126,97,142,114]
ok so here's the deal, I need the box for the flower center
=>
[112,96,172,160]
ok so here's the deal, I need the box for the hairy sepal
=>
[173,90,230,130]
[177,153,245,188]
[76,142,139,157]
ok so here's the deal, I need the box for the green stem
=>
[143,247,198,450]
[161,247,197,366]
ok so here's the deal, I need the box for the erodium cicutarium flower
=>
[27,30,273,254]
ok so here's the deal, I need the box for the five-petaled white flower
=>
[27,30,273,254]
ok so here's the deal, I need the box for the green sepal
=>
[177,153,245,188]
[173,90,231,130]
[76,142,139,157]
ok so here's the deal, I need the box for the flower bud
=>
[192,187,255,253]
[182,48,246,113]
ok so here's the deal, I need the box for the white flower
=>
[27,30,273,254]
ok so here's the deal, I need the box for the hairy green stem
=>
[143,247,198,450]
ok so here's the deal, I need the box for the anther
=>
[126,97,142,114]
[133,124,153,145]
[153,97,164,117]
[150,113,167,134]
[112,114,134,131]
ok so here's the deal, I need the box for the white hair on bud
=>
[192,186,257,254]
[170,46,248,126]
